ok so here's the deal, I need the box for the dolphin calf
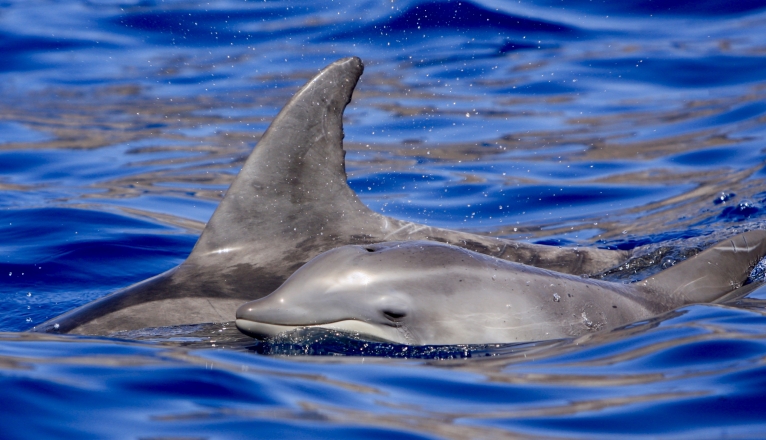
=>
[31,56,627,336]
[235,231,766,345]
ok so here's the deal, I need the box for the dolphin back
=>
[639,230,766,306]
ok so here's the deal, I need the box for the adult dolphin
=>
[236,231,766,345]
[31,57,627,336]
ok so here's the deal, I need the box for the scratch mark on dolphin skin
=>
[207,299,227,321]
[384,223,428,239]
[205,247,242,256]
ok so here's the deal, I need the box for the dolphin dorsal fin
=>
[189,57,371,263]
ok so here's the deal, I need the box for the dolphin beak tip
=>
[235,302,254,320]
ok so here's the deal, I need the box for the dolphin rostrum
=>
[32,57,627,336]
[236,231,766,345]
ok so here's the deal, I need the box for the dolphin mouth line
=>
[235,318,400,343]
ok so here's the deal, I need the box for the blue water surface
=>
[2,0,766,438]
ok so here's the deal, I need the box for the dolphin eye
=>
[383,310,407,320]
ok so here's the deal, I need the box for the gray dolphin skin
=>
[31,57,627,335]
[236,231,766,345]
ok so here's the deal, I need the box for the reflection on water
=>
[2,299,766,438]
[3,66,766,239]
[2,0,766,437]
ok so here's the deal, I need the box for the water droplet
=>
[25,317,32,323]
[553,293,561,302]
[53,323,60,329]
[713,192,735,205]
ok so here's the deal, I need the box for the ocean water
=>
[2,0,766,438]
